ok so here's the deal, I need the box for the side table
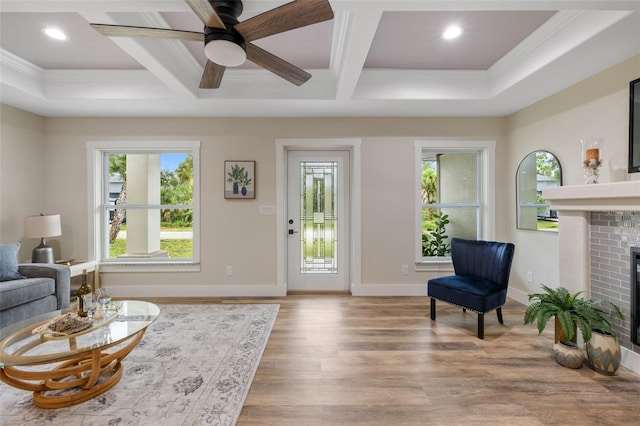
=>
[57,260,100,293]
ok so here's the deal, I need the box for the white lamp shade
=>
[24,214,62,238]
[204,39,246,67]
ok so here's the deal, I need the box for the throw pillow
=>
[0,243,23,282]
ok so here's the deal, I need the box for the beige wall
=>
[0,105,46,255]
[505,55,640,301]
[1,113,505,294]
[1,55,637,298]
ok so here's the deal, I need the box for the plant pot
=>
[554,316,577,343]
[552,340,584,369]
[586,329,621,375]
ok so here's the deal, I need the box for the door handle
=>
[288,229,298,235]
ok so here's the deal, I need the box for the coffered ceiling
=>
[1,1,639,117]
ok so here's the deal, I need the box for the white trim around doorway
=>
[276,138,362,295]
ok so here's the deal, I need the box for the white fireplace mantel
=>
[544,181,640,211]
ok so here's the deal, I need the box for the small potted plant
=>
[585,305,624,375]
[227,164,245,195]
[524,284,624,373]
[238,169,252,196]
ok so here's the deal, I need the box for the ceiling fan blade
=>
[90,24,203,42]
[235,0,334,42]
[185,0,225,28]
[246,43,311,86]
[200,60,226,89]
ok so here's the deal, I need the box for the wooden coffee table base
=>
[0,329,146,409]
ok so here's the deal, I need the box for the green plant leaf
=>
[556,310,575,341]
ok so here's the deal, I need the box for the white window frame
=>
[87,140,201,272]
[415,140,495,267]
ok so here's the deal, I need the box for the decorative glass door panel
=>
[299,161,338,274]
[287,150,349,292]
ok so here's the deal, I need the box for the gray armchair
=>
[0,263,70,328]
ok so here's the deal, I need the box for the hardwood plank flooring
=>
[143,295,640,425]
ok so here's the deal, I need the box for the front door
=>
[286,150,350,292]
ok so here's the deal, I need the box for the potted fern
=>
[524,285,624,374]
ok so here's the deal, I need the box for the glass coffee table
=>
[0,300,159,409]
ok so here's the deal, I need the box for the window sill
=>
[99,262,200,273]
[415,258,454,273]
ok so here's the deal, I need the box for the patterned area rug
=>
[0,303,279,425]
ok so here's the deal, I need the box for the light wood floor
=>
[148,295,640,425]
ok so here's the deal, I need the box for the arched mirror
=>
[516,151,562,231]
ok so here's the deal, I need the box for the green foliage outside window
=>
[107,153,194,258]
[422,212,451,257]
[421,160,451,257]
[160,154,193,224]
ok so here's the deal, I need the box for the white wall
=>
[505,55,640,304]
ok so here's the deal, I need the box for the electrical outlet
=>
[526,271,533,283]
[225,266,233,276]
[401,265,409,275]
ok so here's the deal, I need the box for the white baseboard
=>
[621,347,640,375]
[507,286,530,306]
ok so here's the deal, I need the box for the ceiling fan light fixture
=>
[205,39,247,67]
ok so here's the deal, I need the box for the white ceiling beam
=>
[43,70,178,99]
[333,9,382,101]
[488,9,640,114]
[0,49,45,98]
[78,10,202,98]
[488,10,635,96]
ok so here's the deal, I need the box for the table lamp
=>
[24,213,61,263]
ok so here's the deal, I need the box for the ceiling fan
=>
[90,0,334,89]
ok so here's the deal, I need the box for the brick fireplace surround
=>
[545,181,640,374]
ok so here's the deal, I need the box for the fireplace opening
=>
[632,247,640,346]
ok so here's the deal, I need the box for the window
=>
[416,140,495,263]
[88,141,200,268]
[516,151,561,231]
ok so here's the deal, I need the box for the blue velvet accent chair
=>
[427,238,515,339]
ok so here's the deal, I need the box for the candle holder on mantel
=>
[580,137,604,184]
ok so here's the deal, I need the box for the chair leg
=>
[430,298,436,320]
[497,307,504,324]
[477,313,484,339]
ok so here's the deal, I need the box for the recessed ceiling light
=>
[442,25,462,40]
[43,27,68,41]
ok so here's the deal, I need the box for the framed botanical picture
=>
[224,161,255,199]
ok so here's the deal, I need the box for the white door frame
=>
[275,138,362,295]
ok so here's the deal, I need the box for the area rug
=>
[0,303,279,425]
